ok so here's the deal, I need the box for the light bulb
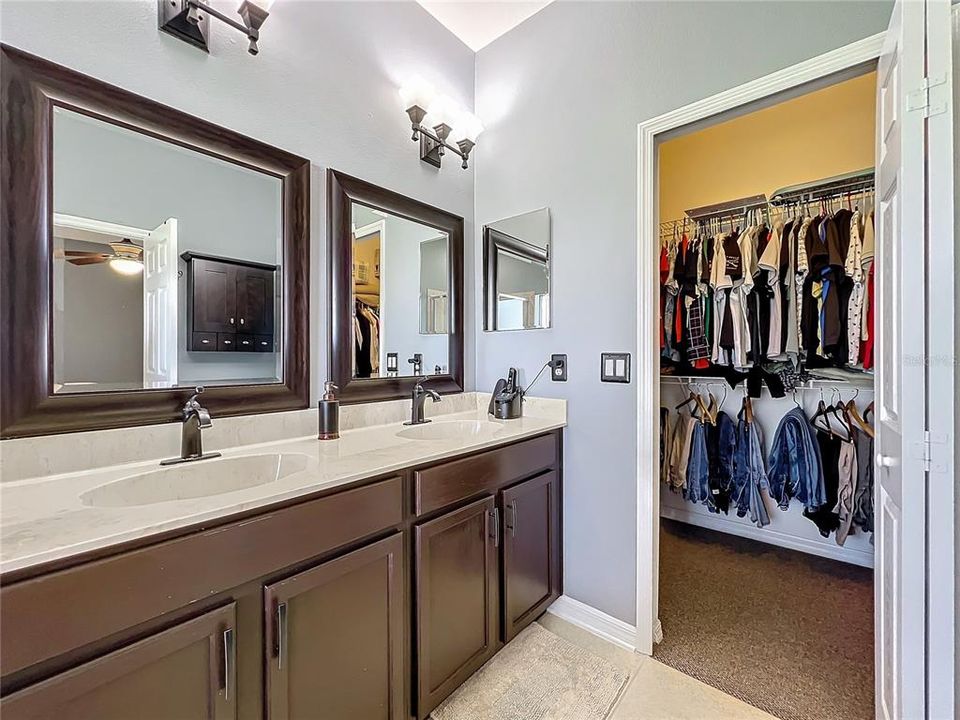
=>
[425,96,460,129]
[109,258,144,276]
[452,110,484,143]
[399,75,436,111]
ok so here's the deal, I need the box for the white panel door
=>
[874,2,928,719]
[143,218,178,388]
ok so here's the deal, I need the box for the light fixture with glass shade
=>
[159,0,274,55]
[399,77,483,170]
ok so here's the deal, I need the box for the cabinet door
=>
[1,603,236,720]
[415,496,499,718]
[236,266,274,335]
[264,534,404,720]
[192,258,238,334]
[501,471,560,641]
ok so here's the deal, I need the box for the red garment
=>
[860,263,875,370]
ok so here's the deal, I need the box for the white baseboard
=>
[546,595,637,652]
[660,506,875,568]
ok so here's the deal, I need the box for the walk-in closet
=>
[654,70,878,720]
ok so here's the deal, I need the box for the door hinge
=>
[907,75,948,118]
[913,431,947,473]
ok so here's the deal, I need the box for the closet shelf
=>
[660,373,874,390]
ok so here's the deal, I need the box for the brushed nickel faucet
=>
[404,381,441,426]
[161,386,222,465]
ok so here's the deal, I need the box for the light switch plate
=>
[600,352,631,383]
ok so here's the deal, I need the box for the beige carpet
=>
[430,622,629,720]
[655,519,874,720]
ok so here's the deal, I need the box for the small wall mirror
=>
[51,107,283,393]
[329,170,464,404]
[351,203,450,378]
[483,208,551,331]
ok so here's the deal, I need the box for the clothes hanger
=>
[828,387,852,441]
[845,388,876,439]
[811,387,837,437]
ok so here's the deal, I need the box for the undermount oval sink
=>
[396,420,498,441]
[80,453,310,508]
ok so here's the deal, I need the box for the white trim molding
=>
[547,595,638,652]
[659,506,875,568]
[634,31,885,657]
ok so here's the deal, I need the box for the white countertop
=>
[0,405,565,576]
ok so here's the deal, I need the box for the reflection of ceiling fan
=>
[59,238,144,275]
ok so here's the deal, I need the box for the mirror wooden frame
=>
[0,46,310,439]
[327,169,464,404]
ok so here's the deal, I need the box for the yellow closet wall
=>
[658,72,877,224]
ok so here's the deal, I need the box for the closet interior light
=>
[159,0,274,55]
[399,77,483,170]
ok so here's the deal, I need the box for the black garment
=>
[705,412,734,514]
[804,429,842,537]
[354,307,373,378]
[719,288,735,351]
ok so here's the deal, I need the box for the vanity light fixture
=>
[159,0,273,55]
[399,76,483,170]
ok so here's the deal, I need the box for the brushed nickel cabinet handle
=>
[276,602,288,671]
[222,627,234,701]
[509,501,518,537]
[490,508,500,548]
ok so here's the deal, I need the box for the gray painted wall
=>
[474,0,892,624]
[55,241,144,386]
[1,0,477,399]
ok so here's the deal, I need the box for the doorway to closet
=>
[637,5,957,719]
[654,68,878,720]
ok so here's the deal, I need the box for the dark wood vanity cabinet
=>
[0,431,562,720]
[264,533,405,720]
[183,253,276,352]
[501,471,561,642]
[1,603,237,720]
[415,497,500,716]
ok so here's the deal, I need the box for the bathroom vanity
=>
[0,414,563,720]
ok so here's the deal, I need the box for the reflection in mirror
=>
[51,107,283,394]
[483,208,551,331]
[351,203,449,379]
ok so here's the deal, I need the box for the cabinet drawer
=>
[1,477,403,676]
[236,334,256,351]
[413,433,557,516]
[217,333,236,351]
[192,331,218,351]
[255,335,274,352]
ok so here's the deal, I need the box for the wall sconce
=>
[159,0,273,55]
[400,76,483,170]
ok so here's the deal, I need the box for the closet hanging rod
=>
[769,168,874,206]
[660,375,874,390]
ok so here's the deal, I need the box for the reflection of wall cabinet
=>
[182,252,276,353]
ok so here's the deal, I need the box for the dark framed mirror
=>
[0,46,310,438]
[327,170,464,404]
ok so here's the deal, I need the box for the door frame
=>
[634,32,886,655]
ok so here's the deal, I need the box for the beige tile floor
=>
[538,613,777,720]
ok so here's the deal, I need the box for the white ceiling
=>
[417,1,553,51]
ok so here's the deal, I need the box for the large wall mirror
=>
[1,46,309,438]
[483,208,551,331]
[328,170,463,403]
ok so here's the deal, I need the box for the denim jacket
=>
[731,414,771,528]
[767,406,825,511]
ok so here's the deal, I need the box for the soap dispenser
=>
[318,382,340,440]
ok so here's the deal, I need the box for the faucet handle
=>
[185,385,205,408]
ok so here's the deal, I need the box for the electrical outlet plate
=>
[551,354,567,381]
[600,352,631,383]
